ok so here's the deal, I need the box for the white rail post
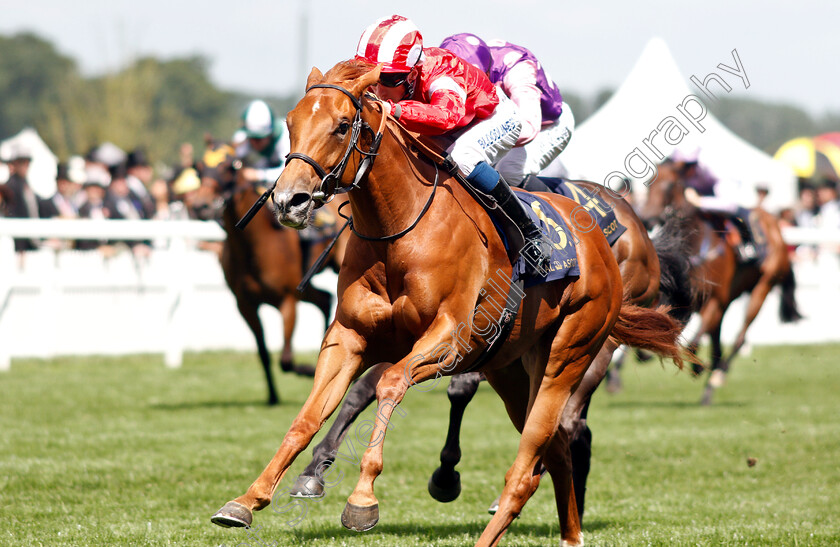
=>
[163,236,187,368]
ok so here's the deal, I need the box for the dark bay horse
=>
[640,163,801,405]
[210,60,686,547]
[287,178,695,521]
[195,144,347,405]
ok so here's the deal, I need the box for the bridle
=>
[286,84,383,204]
[235,82,440,243]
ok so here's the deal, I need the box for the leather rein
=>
[236,83,443,242]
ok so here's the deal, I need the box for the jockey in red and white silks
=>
[355,15,552,274]
[440,33,575,185]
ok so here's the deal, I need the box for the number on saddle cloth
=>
[520,175,627,247]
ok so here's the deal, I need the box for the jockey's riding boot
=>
[466,162,553,275]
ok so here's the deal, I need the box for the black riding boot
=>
[487,178,553,275]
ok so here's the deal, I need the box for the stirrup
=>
[520,234,553,276]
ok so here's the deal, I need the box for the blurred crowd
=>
[778,178,840,259]
[0,140,208,256]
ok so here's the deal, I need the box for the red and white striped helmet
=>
[355,15,424,73]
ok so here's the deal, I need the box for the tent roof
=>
[543,38,796,212]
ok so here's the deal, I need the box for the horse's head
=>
[271,60,382,228]
[640,162,688,227]
[193,142,237,220]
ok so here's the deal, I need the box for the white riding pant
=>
[447,92,522,176]
[496,102,575,185]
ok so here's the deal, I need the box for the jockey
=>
[439,33,574,186]
[236,99,290,185]
[355,15,552,273]
[670,145,758,261]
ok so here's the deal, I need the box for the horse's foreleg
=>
[726,276,775,367]
[290,364,381,498]
[341,315,460,531]
[428,371,483,503]
[236,296,278,405]
[211,323,367,528]
[279,294,296,373]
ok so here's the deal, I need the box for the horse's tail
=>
[609,303,689,370]
[779,265,804,323]
[651,213,697,325]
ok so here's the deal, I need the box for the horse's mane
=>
[321,59,377,85]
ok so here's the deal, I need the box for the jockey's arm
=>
[393,78,468,135]
[502,61,542,146]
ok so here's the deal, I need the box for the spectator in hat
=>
[3,146,41,251]
[77,177,110,251]
[126,148,156,218]
[106,163,151,255]
[817,179,840,231]
[39,159,86,250]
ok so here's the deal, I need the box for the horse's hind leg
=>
[701,323,724,406]
[720,276,776,370]
[237,296,278,405]
[428,371,483,503]
[563,342,615,520]
[479,346,593,547]
[289,366,379,498]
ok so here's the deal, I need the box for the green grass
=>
[1,344,839,546]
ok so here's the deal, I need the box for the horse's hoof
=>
[428,468,461,503]
[341,502,379,532]
[487,495,500,515]
[211,501,252,528]
[561,535,585,547]
[289,475,325,498]
[267,395,279,406]
[280,359,294,373]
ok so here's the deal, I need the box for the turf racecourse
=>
[1,345,838,546]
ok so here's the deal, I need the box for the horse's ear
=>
[306,67,324,90]
[349,65,382,97]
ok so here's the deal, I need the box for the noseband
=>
[235,84,383,230]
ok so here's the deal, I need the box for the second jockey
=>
[236,99,290,186]
[354,15,552,274]
[440,33,575,185]
[670,144,758,261]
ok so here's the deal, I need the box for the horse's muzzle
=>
[272,190,314,228]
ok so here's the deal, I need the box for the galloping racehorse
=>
[210,61,686,546]
[640,163,801,405]
[287,178,695,521]
[195,143,347,405]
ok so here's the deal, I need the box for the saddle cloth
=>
[524,176,627,247]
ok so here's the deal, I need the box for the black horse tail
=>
[651,214,696,325]
[779,265,804,323]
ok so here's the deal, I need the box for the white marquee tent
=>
[0,127,58,199]
[543,38,797,213]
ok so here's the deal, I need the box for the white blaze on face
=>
[312,98,321,114]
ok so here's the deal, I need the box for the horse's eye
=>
[336,121,350,136]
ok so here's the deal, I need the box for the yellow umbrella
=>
[774,136,840,180]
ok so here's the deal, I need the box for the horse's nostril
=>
[289,192,311,209]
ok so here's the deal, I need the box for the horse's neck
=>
[347,125,440,241]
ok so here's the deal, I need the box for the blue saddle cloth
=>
[534,177,627,246]
[491,192,580,289]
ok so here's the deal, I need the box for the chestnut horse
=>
[287,178,695,520]
[195,143,348,405]
[640,163,801,405]
[210,61,686,546]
